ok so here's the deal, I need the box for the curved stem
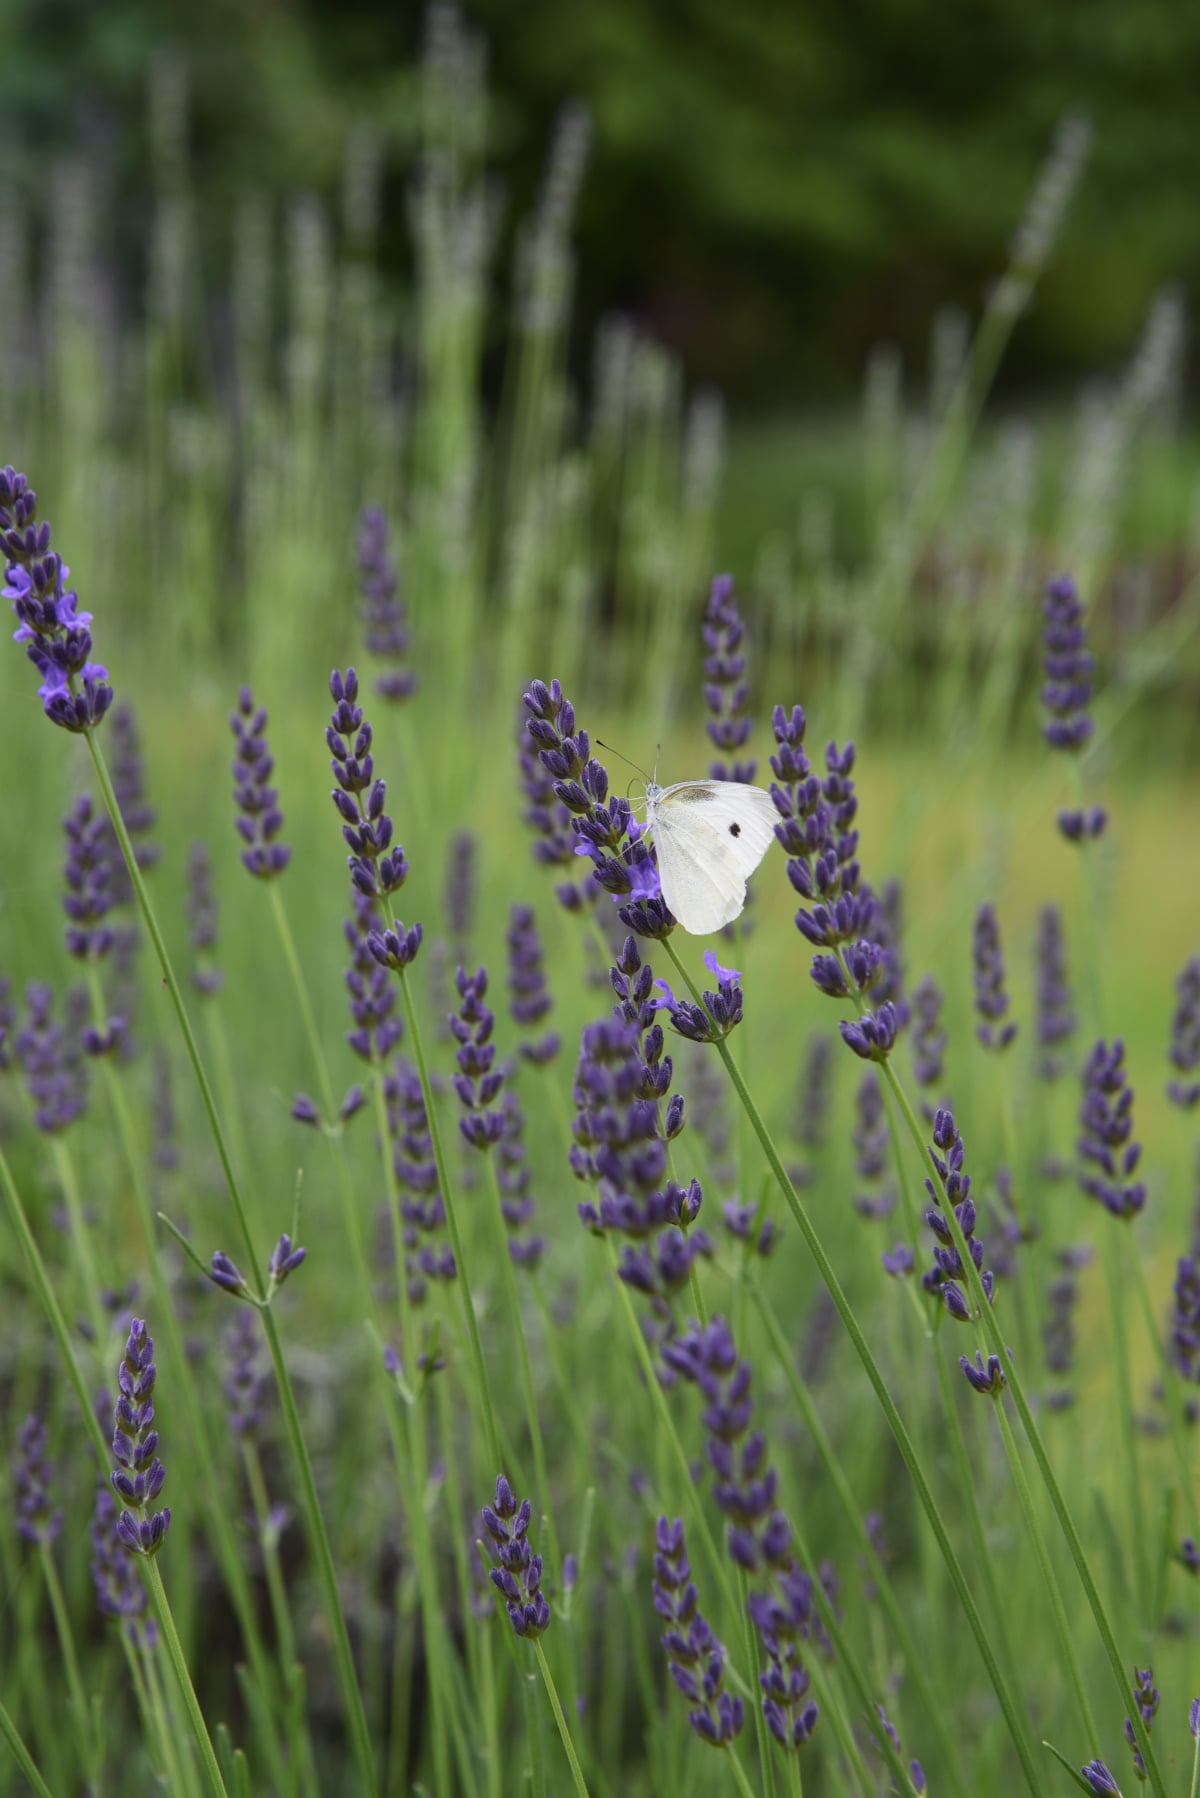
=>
[657,939,1042,1793]
[143,1559,229,1798]
[532,1639,591,1798]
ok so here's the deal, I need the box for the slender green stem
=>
[37,1545,96,1781]
[881,1061,1168,1798]
[395,967,504,1472]
[268,884,340,1121]
[86,730,379,1797]
[992,1396,1099,1743]
[748,1280,971,1798]
[662,930,1042,1792]
[532,1639,591,1798]
[0,1699,55,1798]
[1189,1728,1200,1798]
[725,1744,761,1798]
[735,1562,777,1798]
[143,1559,229,1798]
[48,1136,105,1340]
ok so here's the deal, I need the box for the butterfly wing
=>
[651,782,778,935]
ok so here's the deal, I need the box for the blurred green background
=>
[5,0,1198,402]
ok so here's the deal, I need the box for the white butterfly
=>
[643,778,778,936]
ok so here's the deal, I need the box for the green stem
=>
[85,730,379,1797]
[144,1559,229,1798]
[483,1153,553,1554]
[48,1135,105,1341]
[531,1639,591,1798]
[1189,1727,1200,1798]
[881,1060,1168,1798]
[0,1699,55,1798]
[736,1563,778,1798]
[725,1744,761,1798]
[37,1544,96,1781]
[396,966,504,1471]
[661,932,1042,1793]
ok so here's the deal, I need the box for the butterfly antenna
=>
[596,738,651,781]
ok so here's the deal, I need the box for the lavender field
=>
[2,10,1200,1796]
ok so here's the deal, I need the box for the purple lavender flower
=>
[480,1475,551,1638]
[267,1234,306,1289]
[523,678,671,939]
[1170,1252,1200,1387]
[653,949,743,1043]
[793,1033,833,1154]
[506,905,560,1065]
[922,1109,996,1334]
[496,1090,545,1270]
[1167,958,1200,1109]
[357,506,415,703]
[1042,573,1107,840]
[90,1482,153,1643]
[960,1350,1006,1395]
[662,1316,819,1752]
[1191,1698,1200,1740]
[653,1516,744,1747]
[327,670,422,972]
[2,466,114,731]
[449,966,506,1150]
[224,1307,270,1438]
[973,905,1017,1051]
[703,575,755,784]
[517,701,598,913]
[62,794,115,963]
[107,703,159,897]
[446,830,476,955]
[343,887,403,1065]
[910,974,948,1118]
[186,842,223,995]
[230,688,291,880]
[1036,905,1076,1078]
[871,1705,926,1793]
[1080,1758,1121,1794]
[15,983,88,1131]
[12,1414,63,1545]
[1044,1245,1091,1409]
[853,1073,895,1219]
[840,1003,900,1063]
[386,1060,456,1304]
[1124,1666,1159,1782]
[1078,1040,1146,1220]
[882,1243,915,1278]
[110,1319,171,1556]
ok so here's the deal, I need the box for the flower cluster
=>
[1078,1040,1146,1220]
[702,574,755,783]
[1036,905,1076,1079]
[506,904,560,1065]
[653,948,743,1044]
[110,1319,171,1557]
[852,1074,895,1219]
[922,1110,996,1336]
[386,1060,456,1304]
[2,466,114,731]
[12,1414,63,1546]
[230,688,291,880]
[186,842,223,995]
[1044,1245,1091,1410]
[480,1475,551,1638]
[15,983,88,1133]
[90,1483,154,1644]
[495,1091,545,1270]
[1080,1759,1120,1794]
[1170,1252,1200,1389]
[517,702,596,913]
[523,678,671,938]
[653,1517,744,1746]
[872,1705,926,1793]
[769,703,892,1051]
[1124,1665,1159,1781]
[1167,957,1200,1109]
[343,887,402,1067]
[451,966,506,1149]
[663,1317,820,1755]
[62,794,114,962]
[327,669,422,967]
[357,505,415,703]
[1041,573,1107,841]
[973,905,1017,1051]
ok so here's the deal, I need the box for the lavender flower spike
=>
[1167,957,1200,1108]
[13,1415,63,1545]
[703,575,756,784]
[2,466,114,731]
[1080,1761,1121,1795]
[110,1319,171,1557]
[327,672,420,976]
[230,688,291,879]
[653,1516,744,1747]
[480,1474,551,1638]
[450,966,506,1149]
[186,842,223,995]
[1036,905,1075,1078]
[358,506,415,703]
[62,795,115,962]
[973,905,1017,1051]
[506,904,560,1065]
[90,1483,153,1643]
[1124,1665,1159,1782]
[1078,1040,1146,1220]
[1042,572,1107,841]
[921,1108,996,1331]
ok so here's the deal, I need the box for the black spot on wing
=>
[729,822,741,837]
